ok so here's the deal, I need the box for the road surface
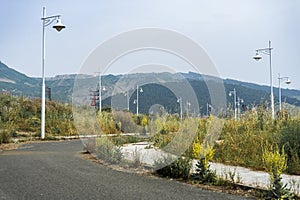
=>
[0,140,252,200]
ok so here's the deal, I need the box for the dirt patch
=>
[0,143,21,152]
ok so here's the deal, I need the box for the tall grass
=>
[0,93,76,139]
[150,106,300,175]
[2,92,300,176]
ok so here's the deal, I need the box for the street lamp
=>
[229,88,237,120]
[253,40,274,119]
[237,97,244,120]
[41,7,65,139]
[134,85,143,115]
[206,103,212,117]
[123,91,130,111]
[177,97,183,121]
[186,101,191,117]
[97,72,107,112]
[278,73,291,111]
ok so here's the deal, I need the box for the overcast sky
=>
[0,0,299,89]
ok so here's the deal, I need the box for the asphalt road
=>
[0,140,252,200]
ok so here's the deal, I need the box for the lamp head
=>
[285,78,291,84]
[53,18,66,32]
[229,92,232,97]
[253,52,262,61]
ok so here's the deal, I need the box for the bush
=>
[113,111,139,133]
[214,109,278,169]
[151,133,174,148]
[130,147,142,168]
[96,137,123,164]
[155,155,191,180]
[279,119,300,174]
[192,145,217,184]
[110,135,141,146]
[0,129,12,144]
[262,145,294,199]
[0,94,77,137]
[148,115,180,135]
[98,111,121,134]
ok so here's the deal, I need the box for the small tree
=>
[262,145,294,199]
[155,155,191,180]
[192,145,217,184]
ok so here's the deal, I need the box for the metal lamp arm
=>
[279,77,289,81]
[42,15,61,27]
[256,47,273,55]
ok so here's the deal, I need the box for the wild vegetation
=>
[0,93,76,143]
[2,92,300,198]
[2,92,300,178]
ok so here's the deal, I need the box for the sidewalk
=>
[121,142,300,195]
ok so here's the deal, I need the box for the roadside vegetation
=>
[0,93,76,143]
[2,93,300,198]
[2,93,300,176]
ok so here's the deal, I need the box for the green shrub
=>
[0,93,77,137]
[110,135,143,146]
[151,133,174,148]
[130,147,142,168]
[113,111,139,133]
[262,145,294,199]
[98,111,121,134]
[148,115,180,135]
[96,137,123,164]
[155,155,191,180]
[215,169,242,189]
[192,145,217,184]
[0,129,12,144]
[279,119,300,174]
[214,109,278,169]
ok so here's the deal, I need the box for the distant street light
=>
[177,97,183,121]
[134,85,143,115]
[278,73,291,111]
[229,88,237,120]
[253,40,274,119]
[237,97,244,120]
[206,103,212,117]
[124,91,130,111]
[186,101,191,117]
[41,7,66,139]
[97,72,107,112]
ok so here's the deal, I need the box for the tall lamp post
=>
[278,73,291,111]
[134,85,143,115]
[186,101,191,117]
[206,103,212,117]
[253,40,274,119]
[237,97,244,120]
[124,90,130,111]
[229,88,237,120]
[97,72,106,112]
[41,7,66,139]
[177,97,183,121]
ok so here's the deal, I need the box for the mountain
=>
[225,78,300,101]
[1,62,300,115]
[0,61,40,96]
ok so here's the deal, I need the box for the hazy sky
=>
[0,0,299,89]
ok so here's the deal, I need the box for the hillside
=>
[0,61,40,96]
[1,61,300,115]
